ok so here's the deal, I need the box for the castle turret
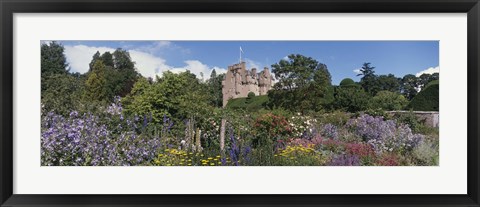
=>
[223,63,273,106]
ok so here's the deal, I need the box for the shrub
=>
[274,145,328,166]
[339,78,356,87]
[412,140,439,165]
[406,81,439,111]
[328,154,361,166]
[226,95,269,111]
[253,112,292,147]
[347,114,424,154]
[316,111,352,126]
[371,90,408,111]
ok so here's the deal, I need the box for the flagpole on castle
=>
[239,46,243,63]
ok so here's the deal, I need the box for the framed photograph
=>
[1,0,479,206]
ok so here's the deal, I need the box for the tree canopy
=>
[267,54,333,113]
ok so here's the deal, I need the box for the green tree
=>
[371,90,408,111]
[334,83,370,113]
[339,78,355,87]
[268,54,333,113]
[88,51,101,72]
[401,74,419,100]
[41,41,68,76]
[123,71,212,125]
[377,74,401,93]
[101,51,114,68]
[41,74,84,115]
[207,69,225,107]
[41,41,69,92]
[113,48,135,70]
[406,80,439,111]
[357,62,380,96]
[418,72,439,91]
[84,60,107,101]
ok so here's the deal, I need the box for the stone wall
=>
[222,61,274,107]
[386,111,439,128]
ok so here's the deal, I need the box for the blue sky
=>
[57,41,439,85]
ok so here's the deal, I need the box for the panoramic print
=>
[41,41,439,166]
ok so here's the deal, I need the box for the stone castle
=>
[222,61,275,107]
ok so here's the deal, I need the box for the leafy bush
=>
[253,112,292,147]
[371,90,408,110]
[226,95,269,111]
[412,140,439,165]
[347,114,424,154]
[274,145,328,166]
[406,81,439,111]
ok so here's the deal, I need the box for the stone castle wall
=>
[222,62,274,107]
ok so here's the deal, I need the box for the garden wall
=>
[387,111,439,128]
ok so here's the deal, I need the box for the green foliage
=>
[87,50,139,101]
[41,41,69,92]
[207,69,224,107]
[226,95,269,111]
[339,78,355,87]
[101,52,114,67]
[371,90,408,111]
[41,73,84,115]
[84,60,107,102]
[406,81,439,111]
[123,71,213,130]
[89,51,101,72]
[252,112,292,147]
[424,79,439,89]
[401,74,419,100]
[377,74,401,93]
[268,54,333,113]
[418,73,439,90]
[334,84,371,113]
[41,41,68,76]
[358,62,380,95]
[412,139,439,165]
[393,111,421,131]
[315,111,352,127]
[113,48,135,70]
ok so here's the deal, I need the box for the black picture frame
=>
[1,0,479,206]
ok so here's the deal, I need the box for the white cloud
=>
[282,56,289,61]
[63,44,224,80]
[64,45,115,73]
[128,50,169,78]
[353,68,362,75]
[416,66,440,77]
[245,58,262,70]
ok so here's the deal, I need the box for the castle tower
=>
[222,62,274,107]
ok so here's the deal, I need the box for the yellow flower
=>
[202,163,207,165]
[187,164,192,166]
[218,162,222,165]
[188,159,192,162]
[216,155,221,158]
[189,153,194,155]
[208,157,213,160]
[210,163,215,166]
[214,158,218,161]
[179,162,184,165]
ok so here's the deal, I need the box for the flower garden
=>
[40,42,439,166]
[41,98,438,166]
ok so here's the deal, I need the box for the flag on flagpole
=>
[240,46,244,53]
